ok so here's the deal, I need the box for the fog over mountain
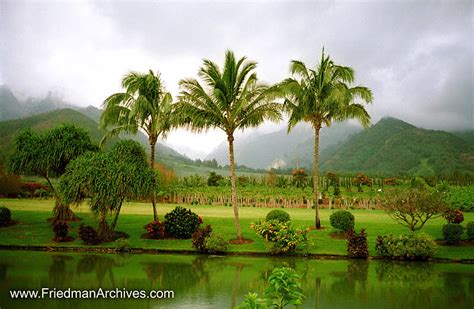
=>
[1,1,472,158]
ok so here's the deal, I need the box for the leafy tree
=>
[207,172,224,186]
[100,69,175,221]
[279,48,373,228]
[291,168,309,188]
[8,125,97,220]
[382,189,449,232]
[60,140,154,240]
[175,50,282,241]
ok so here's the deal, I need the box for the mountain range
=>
[1,85,473,176]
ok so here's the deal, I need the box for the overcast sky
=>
[1,0,472,158]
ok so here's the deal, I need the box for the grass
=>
[0,198,473,260]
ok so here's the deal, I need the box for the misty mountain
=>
[319,117,474,176]
[0,85,23,121]
[206,122,361,169]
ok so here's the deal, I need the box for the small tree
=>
[382,189,448,232]
[60,140,154,240]
[8,125,97,220]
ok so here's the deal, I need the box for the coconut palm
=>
[176,50,282,241]
[280,49,373,228]
[100,70,174,221]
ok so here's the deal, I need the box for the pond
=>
[0,250,473,308]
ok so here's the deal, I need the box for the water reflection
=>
[0,251,472,308]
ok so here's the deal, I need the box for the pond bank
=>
[1,244,473,264]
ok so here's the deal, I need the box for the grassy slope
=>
[0,199,473,260]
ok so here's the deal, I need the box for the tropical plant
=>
[176,50,282,241]
[78,224,99,245]
[100,69,175,221]
[235,292,267,309]
[204,233,228,254]
[279,48,373,228]
[382,189,449,232]
[52,221,69,242]
[192,224,213,253]
[60,140,154,240]
[347,229,368,259]
[251,220,309,254]
[144,220,166,239]
[8,125,97,220]
[264,267,305,308]
[443,209,464,224]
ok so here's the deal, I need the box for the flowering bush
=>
[251,220,309,254]
[144,220,166,239]
[443,209,464,224]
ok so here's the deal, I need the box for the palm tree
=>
[176,50,282,242]
[100,70,174,221]
[280,49,373,228]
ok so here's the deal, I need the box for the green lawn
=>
[0,198,473,260]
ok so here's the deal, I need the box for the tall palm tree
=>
[280,49,373,228]
[100,70,174,221]
[176,50,282,242]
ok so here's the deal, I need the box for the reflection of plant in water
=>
[375,261,434,283]
[76,255,118,287]
[48,255,73,288]
[443,273,469,305]
[0,263,8,280]
[329,260,369,296]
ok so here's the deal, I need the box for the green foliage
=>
[204,233,228,254]
[60,140,154,239]
[192,225,213,253]
[442,223,464,245]
[78,224,99,245]
[291,169,309,188]
[265,210,290,223]
[330,210,355,232]
[382,189,449,232]
[466,222,474,242]
[0,170,21,197]
[144,220,166,239]
[114,238,131,252]
[207,172,223,186]
[347,229,368,259]
[9,125,97,178]
[445,186,474,212]
[251,220,309,254]
[375,234,437,260]
[0,207,12,226]
[235,292,267,309]
[264,267,305,308]
[52,221,69,242]
[164,206,200,239]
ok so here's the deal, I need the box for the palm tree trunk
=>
[228,135,243,242]
[313,126,321,229]
[110,200,123,232]
[150,141,158,221]
[45,174,76,221]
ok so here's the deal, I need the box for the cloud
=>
[1,0,472,156]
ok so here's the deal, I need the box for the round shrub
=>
[330,210,355,232]
[443,223,464,245]
[266,209,290,223]
[0,207,11,226]
[443,209,464,224]
[78,224,99,245]
[164,206,200,239]
[467,222,474,242]
[144,220,166,239]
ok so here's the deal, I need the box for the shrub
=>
[52,221,69,242]
[207,172,223,186]
[251,220,309,254]
[192,225,212,253]
[204,233,228,254]
[266,209,290,223]
[467,222,474,242]
[347,229,368,259]
[442,223,464,245]
[0,207,12,226]
[375,234,437,260]
[443,209,464,224]
[0,173,21,197]
[144,220,166,239]
[330,210,355,232]
[164,206,200,239]
[78,224,99,245]
[115,238,131,252]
